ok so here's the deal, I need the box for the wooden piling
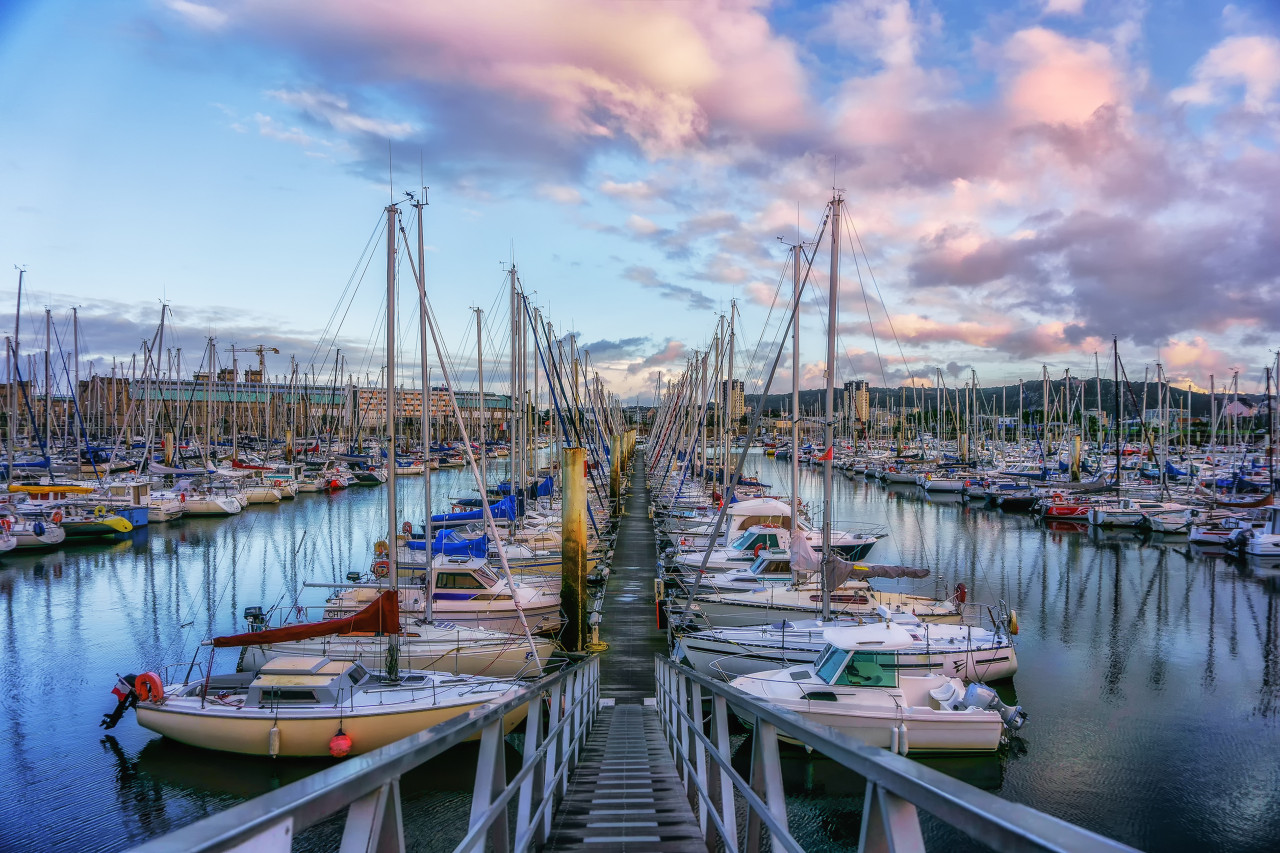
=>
[561,446,587,652]
[609,433,621,514]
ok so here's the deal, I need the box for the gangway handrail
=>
[655,654,1138,853]
[126,655,599,853]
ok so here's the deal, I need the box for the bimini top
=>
[822,621,917,651]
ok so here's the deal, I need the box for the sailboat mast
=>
[822,192,841,622]
[790,243,800,529]
[413,193,432,557]
[1113,337,1121,489]
[384,203,401,681]
[476,308,487,494]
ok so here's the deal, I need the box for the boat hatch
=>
[260,688,319,704]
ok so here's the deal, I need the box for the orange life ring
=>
[50,509,63,524]
[272,479,283,487]
[372,559,390,578]
[135,672,164,703]
[401,521,413,536]
[753,543,765,557]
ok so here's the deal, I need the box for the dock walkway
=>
[545,452,702,851]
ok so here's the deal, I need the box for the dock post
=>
[562,446,587,652]
[163,432,174,466]
[285,429,293,462]
[1071,435,1081,481]
[609,433,621,515]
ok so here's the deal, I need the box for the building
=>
[721,379,745,422]
[844,379,870,423]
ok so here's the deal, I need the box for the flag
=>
[815,446,834,461]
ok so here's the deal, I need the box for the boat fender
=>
[372,559,390,578]
[179,493,186,503]
[135,672,164,703]
[268,725,281,758]
[94,505,106,517]
[899,724,909,755]
[754,543,765,557]
[99,673,139,729]
[954,582,967,604]
[1007,609,1019,635]
[51,509,63,524]
[890,725,899,754]
[329,728,352,758]
[0,517,9,532]
[33,521,45,537]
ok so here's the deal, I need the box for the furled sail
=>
[211,589,400,647]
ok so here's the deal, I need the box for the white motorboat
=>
[1229,506,1280,557]
[679,606,1018,682]
[322,554,563,634]
[729,622,1026,754]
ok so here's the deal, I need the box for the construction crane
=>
[226,344,280,384]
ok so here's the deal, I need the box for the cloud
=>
[537,184,584,205]
[254,113,315,146]
[266,89,415,139]
[162,0,227,31]
[1002,27,1125,126]
[600,180,656,200]
[627,339,689,374]
[1042,0,1086,16]
[623,265,714,311]
[1171,36,1280,110]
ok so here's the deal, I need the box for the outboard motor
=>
[962,682,1028,730]
[100,673,138,730]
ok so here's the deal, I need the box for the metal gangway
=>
[127,653,1137,853]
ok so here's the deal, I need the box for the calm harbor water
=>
[0,455,1277,851]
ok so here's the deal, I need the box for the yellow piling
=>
[561,446,588,652]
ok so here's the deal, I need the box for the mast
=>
[11,268,21,478]
[821,192,841,622]
[476,308,487,496]
[509,265,519,525]
[412,191,432,556]
[791,243,800,529]
[1113,337,1121,490]
[383,203,401,681]
[44,308,51,454]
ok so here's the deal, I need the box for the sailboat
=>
[108,591,527,757]
[101,202,533,757]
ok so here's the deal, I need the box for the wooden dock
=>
[545,452,703,851]
[544,702,704,851]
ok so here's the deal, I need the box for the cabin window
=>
[730,530,755,550]
[761,561,788,577]
[766,535,780,549]
[475,566,499,586]
[437,572,485,590]
[844,652,898,688]
[814,645,848,685]
[261,688,318,703]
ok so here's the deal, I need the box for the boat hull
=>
[136,698,527,757]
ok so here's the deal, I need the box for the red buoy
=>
[329,730,352,758]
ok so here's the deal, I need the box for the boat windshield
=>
[730,530,755,550]
[814,645,847,684]
[475,565,500,586]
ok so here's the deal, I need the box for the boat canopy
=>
[212,589,400,648]
[405,529,488,557]
[431,494,519,524]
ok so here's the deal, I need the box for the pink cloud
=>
[1172,35,1280,110]
[1002,28,1126,126]
[206,0,811,156]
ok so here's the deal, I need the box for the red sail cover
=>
[212,590,400,648]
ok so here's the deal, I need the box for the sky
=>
[1,0,1278,404]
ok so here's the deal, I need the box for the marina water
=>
[1,455,1277,851]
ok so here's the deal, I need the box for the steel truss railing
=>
[655,654,1137,853]
[128,655,599,853]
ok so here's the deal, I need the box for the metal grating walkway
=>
[545,702,704,852]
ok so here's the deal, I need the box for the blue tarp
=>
[430,494,519,524]
[406,529,488,557]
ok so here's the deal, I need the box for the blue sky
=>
[1,0,1278,403]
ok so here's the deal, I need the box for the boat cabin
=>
[729,526,786,554]
[245,656,371,706]
[811,623,917,688]
[719,552,792,583]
